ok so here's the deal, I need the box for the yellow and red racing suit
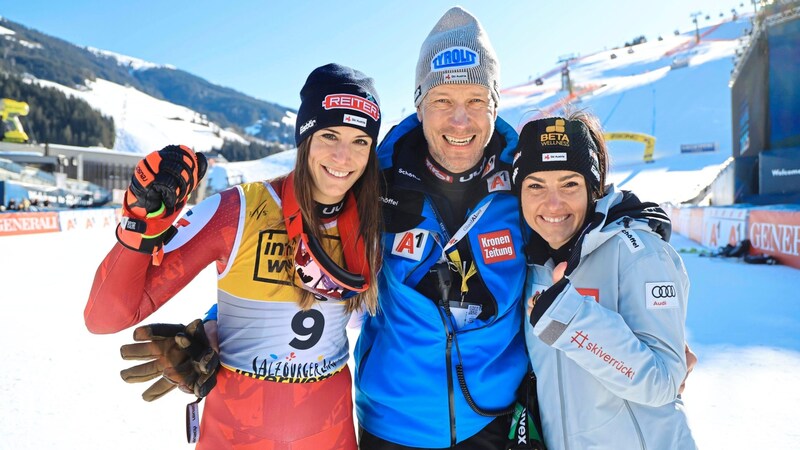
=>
[85,174,358,450]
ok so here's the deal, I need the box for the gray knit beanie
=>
[414,6,500,107]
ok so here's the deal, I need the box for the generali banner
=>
[748,210,800,268]
[0,212,60,236]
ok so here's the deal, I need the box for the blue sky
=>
[2,0,750,120]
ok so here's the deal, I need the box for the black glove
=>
[117,145,207,264]
[127,144,208,217]
[529,277,569,327]
[120,319,219,402]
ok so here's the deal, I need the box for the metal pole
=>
[690,12,702,43]
[76,153,83,182]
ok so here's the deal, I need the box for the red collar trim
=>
[278,171,370,285]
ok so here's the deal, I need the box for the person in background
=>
[354,7,531,449]
[84,63,383,450]
[511,112,697,449]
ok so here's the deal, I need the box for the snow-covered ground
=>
[1,227,799,449]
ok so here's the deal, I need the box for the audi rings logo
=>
[646,282,677,309]
[651,285,676,298]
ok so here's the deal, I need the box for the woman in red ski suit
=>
[84,63,383,450]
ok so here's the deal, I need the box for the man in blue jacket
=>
[354,7,530,449]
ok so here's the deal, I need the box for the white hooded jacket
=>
[524,186,697,450]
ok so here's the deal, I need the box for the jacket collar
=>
[380,114,518,195]
[276,172,371,284]
[578,186,672,258]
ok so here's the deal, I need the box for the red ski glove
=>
[116,145,207,265]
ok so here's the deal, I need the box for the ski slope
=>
[499,16,746,205]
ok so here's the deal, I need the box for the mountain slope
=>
[499,16,746,204]
[0,17,295,145]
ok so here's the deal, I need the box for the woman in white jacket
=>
[511,112,697,449]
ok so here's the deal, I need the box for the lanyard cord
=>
[427,195,514,417]
[428,196,491,300]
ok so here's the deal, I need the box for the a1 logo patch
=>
[486,170,511,192]
[391,228,429,261]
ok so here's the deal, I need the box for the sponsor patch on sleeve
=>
[391,228,429,261]
[618,229,645,253]
[645,282,678,309]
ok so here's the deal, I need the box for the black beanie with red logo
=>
[295,63,381,147]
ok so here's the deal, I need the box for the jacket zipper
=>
[435,307,457,447]
[624,401,647,450]
[446,331,456,446]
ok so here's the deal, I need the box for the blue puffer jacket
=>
[355,115,529,448]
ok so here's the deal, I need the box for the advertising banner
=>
[673,207,691,238]
[748,209,800,268]
[0,211,60,236]
[702,207,748,248]
[58,208,118,232]
[680,143,717,153]
[759,147,800,195]
[688,207,704,243]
